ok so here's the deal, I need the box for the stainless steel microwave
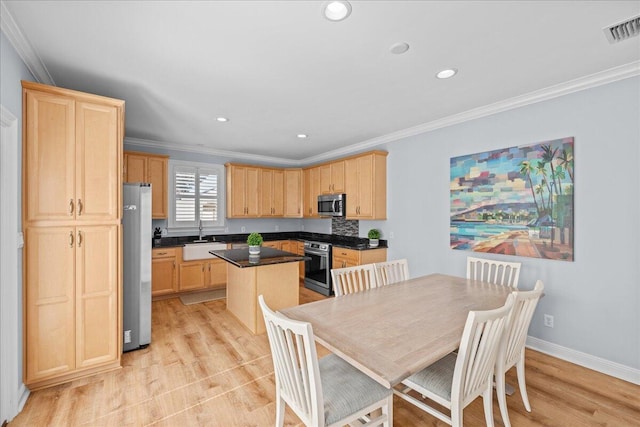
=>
[318,194,346,217]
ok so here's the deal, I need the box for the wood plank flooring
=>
[10,285,640,426]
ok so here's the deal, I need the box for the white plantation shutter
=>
[169,161,225,229]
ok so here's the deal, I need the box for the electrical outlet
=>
[224,227,229,233]
[241,226,246,232]
[124,330,131,344]
[389,231,395,239]
[275,225,279,231]
[544,314,554,328]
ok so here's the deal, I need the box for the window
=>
[168,160,225,230]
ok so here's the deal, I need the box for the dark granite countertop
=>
[210,247,308,268]
[153,231,388,251]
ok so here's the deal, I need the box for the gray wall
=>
[372,76,640,371]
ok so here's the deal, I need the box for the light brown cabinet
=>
[226,164,261,218]
[332,247,387,269]
[124,151,169,219]
[22,81,123,390]
[260,168,284,217]
[284,169,303,217]
[303,167,321,217]
[319,160,345,194]
[345,151,387,219]
[152,248,177,296]
[206,258,227,289]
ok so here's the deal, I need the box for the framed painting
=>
[450,137,574,261]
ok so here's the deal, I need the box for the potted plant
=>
[367,229,380,247]
[247,232,263,254]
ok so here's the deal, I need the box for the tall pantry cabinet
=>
[22,81,124,390]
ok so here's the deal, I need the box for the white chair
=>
[495,280,545,427]
[467,256,521,289]
[374,259,410,286]
[258,295,393,427]
[394,295,515,427]
[331,264,378,296]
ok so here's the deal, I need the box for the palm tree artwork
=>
[450,137,574,261]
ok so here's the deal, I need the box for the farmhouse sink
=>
[182,242,227,261]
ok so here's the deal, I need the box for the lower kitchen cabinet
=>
[332,247,387,269]
[178,261,207,291]
[206,258,227,288]
[24,225,120,389]
[151,248,177,296]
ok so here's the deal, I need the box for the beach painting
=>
[450,137,574,261]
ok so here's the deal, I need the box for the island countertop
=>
[210,247,307,268]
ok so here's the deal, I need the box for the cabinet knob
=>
[77,199,83,215]
[69,231,74,247]
[77,231,82,247]
[68,199,74,216]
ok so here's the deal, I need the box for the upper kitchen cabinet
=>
[303,167,320,217]
[345,151,388,220]
[260,168,284,217]
[124,151,169,219]
[226,163,261,218]
[23,82,123,224]
[319,160,345,194]
[284,169,302,217]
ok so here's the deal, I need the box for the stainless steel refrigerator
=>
[122,183,152,352]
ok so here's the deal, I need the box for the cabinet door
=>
[76,225,119,368]
[124,153,147,183]
[345,157,360,217]
[272,169,285,216]
[76,101,121,222]
[319,164,332,194]
[179,262,206,291]
[260,169,276,216]
[303,167,320,217]
[228,165,248,217]
[284,169,302,217]
[24,90,76,222]
[147,156,168,218]
[245,167,261,216]
[355,155,374,218]
[24,227,76,382]
[330,161,345,193]
[206,259,227,288]
[152,256,177,296]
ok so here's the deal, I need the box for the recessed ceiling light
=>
[436,68,458,79]
[216,117,228,122]
[390,42,410,55]
[297,134,308,139]
[322,1,352,21]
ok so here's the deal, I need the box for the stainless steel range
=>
[303,240,332,296]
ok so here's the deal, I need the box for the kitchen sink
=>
[182,242,227,261]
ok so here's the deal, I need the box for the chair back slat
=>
[467,256,521,289]
[374,259,410,286]
[331,264,378,296]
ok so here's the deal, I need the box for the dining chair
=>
[331,264,378,296]
[394,294,515,427]
[258,295,393,427]
[374,259,410,286]
[495,280,545,427]
[467,256,521,289]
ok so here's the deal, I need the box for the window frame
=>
[168,159,226,232]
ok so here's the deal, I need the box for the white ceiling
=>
[3,1,640,163]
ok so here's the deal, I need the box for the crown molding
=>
[302,61,640,164]
[124,137,301,166]
[0,1,54,85]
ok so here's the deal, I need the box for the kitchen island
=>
[210,247,307,334]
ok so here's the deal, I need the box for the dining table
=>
[280,273,513,388]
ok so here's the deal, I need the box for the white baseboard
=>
[526,336,640,385]
[16,384,29,419]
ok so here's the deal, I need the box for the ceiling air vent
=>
[603,15,640,44]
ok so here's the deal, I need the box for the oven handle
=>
[304,249,330,256]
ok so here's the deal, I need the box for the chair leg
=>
[383,394,393,427]
[495,370,511,427]
[516,355,532,412]
[275,395,285,427]
[483,386,495,427]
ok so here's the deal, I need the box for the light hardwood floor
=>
[10,285,640,426]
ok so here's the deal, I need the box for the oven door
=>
[303,248,331,296]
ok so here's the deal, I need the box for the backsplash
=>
[331,217,359,237]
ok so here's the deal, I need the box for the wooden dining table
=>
[280,273,512,388]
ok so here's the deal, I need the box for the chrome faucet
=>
[198,220,204,240]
